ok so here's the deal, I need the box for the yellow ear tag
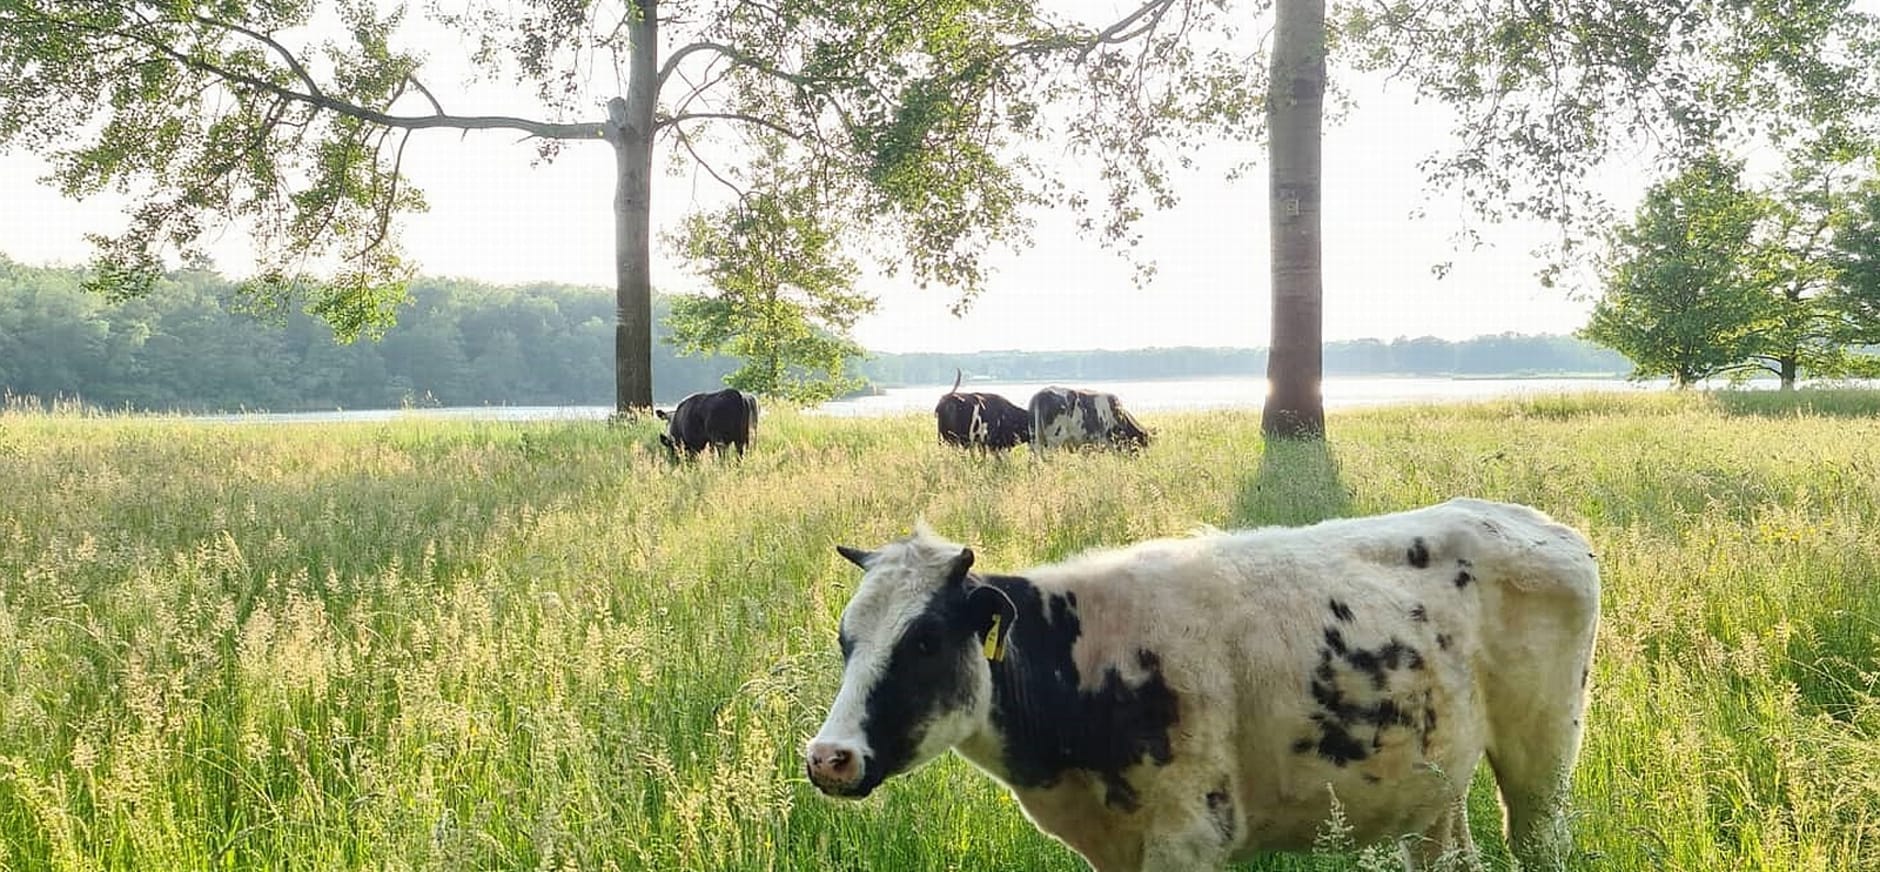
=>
[984,613,1007,662]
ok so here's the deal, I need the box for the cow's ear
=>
[966,583,1017,662]
[658,434,673,449]
[655,409,670,420]
[836,545,875,569]
[946,547,975,582]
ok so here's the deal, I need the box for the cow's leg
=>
[1400,796,1481,872]
[1484,683,1585,871]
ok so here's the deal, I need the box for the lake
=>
[193,375,1661,424]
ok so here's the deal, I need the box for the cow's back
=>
[1015,498,1598,854]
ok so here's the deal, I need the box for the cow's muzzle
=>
[805,739,872,798]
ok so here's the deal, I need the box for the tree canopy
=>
[1584,151,1880,387]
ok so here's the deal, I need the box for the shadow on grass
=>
[1230,437,1355,528]
[1707,387,1880,419]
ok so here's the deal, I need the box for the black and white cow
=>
[656,388,758,458]
[807,499,1600,871]
[935,372,1030,451]
[1029,386,1151,451]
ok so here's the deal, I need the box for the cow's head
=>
[807,523,1013,798]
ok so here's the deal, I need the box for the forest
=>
[0,257,1627,412]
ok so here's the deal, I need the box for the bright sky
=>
[0,4,1662,353]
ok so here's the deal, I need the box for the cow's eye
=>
[911,628,941,656]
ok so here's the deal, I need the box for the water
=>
[815,375,1654,417]
[190,376,1656,424]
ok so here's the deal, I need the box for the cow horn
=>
[836,545,875,569]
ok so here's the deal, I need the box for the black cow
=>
[1029,386,1152,451]
[657,388,758,458]
[935,371,1029,451]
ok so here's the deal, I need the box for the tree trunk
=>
[1780,357,1797,390]
[610,1,658,414]
[1262,0,1327,439]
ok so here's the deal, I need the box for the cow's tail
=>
[951,368,963,394]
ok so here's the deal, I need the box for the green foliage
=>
[665,166,873,405]
[1340,0,1880,276]
[0,256,742,410]
[1582,156,1773,386]
[0,0,425,337]
[1584,151,1880,386]
[1,395,1878,868]
[0,257,1630,413]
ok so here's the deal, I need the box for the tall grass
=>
[0,391,1875,870]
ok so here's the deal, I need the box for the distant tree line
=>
[870,334,1626,385]
[0,257,1626,413]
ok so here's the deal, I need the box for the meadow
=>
[0,391,1876,871]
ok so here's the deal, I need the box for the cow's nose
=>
[806,740,861,791]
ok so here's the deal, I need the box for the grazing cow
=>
[1030,386,1152,451]
[656,388,758,457]
[807,499,1599,872]
[935,371,1030,452]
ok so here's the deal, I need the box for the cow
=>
[656,388,758,458]
[935,370,1030,452]
[806,499,1600,872]
[1029,386,1152,452]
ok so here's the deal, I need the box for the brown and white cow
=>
[807,499,1599,871]
[1030,386,1151,451]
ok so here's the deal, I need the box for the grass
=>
[0,390,1877,870]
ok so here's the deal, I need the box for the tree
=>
[1584,147,1880,389]
[665,159,872,404]
[1581,156,1771,387]
[1235,0,1880,436]
[1830,173,1880,342]
[0,1,1207,414]
[1739,148,1880,388]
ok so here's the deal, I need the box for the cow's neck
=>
[955,572,1181,813]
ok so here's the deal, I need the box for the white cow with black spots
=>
[805,498,1600,871]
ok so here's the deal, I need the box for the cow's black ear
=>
[658,434,673,449]
[655,409,670,420]
[836,545,875,569]
[947,547,975,582]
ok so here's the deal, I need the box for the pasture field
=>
[0,391,1877,871]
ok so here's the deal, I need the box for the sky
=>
[0,3,1652,354]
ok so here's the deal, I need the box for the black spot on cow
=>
[1314,721,1368,766]
[1206,783,1236,843]
[1407,537,1431,568]
[1454,568,1474,589]
[1303,634,1429,767]
[1328,598,1355,622]
[1435,633,1453,651]
[979,575,1180,813]
[1409,603,1428,622]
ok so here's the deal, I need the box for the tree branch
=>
[657,111,804,139]
[37,7,607,141]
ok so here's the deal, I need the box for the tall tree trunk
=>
[1262,0,1327,439]
[610,1,658,414]
[1780,357,1797,390]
